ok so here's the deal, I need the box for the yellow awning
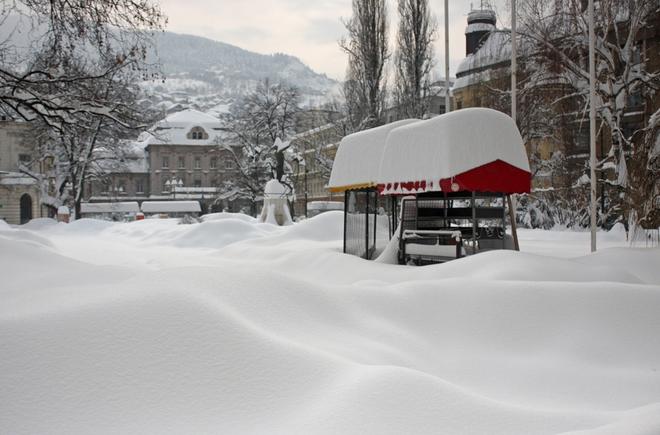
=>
[328,182,376,193]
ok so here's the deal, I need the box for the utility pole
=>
[511,0,516,122]
[588,0,597,252]
[509,0,520,250]
[444,0,450,113]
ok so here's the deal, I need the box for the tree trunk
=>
[275,150,285,182]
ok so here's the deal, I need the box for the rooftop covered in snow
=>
[454,30,511,91]
[140,109,229,147]
[141,201,202,213]
[377,108,531,195]
[80,202,140,214]
[328,119,419,192]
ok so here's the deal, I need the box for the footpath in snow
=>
[1,212,659,435]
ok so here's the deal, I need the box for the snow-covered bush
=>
[517,187,620,230]
[178,215,201,225]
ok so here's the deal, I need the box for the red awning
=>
[378,160,531,195]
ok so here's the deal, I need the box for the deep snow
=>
[1,212,659,434]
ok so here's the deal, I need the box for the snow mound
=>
[201,212,257,223]
[2,218,660,434]
[0,228,55,250]
[424,250,645,284]
[64,218,117,233]
[575,248,660,285]
[20,217,59,231]
[170,219,278,249]
[284,211,344,241]
[0,219,10,230]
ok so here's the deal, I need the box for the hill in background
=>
[141,32,341,117]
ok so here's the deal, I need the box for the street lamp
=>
[444,0,450,113]
[166,177,183,199]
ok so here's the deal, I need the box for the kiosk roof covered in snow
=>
[141,201,201,213]
[378,108,530,195]
[328,119,419,192]
[329,108,530,196]
[81,202,140,214]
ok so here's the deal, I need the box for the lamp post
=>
[167,177,183,199]
[511,0,517,123]
[509,0,520,251]
[588,0,597,252]
[444,0,450,113]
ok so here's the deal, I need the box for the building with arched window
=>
[85,109,243,213]
[0,120,45,224]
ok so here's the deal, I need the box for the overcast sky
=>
[159,0,508,81]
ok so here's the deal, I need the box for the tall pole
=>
[444,0,450,113]
[511,0,517,122]
[510,0,519,248]
[588,0,597,252]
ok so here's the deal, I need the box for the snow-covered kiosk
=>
[80,202,140,221]
[329,108,531,264]
[328,119,420,259]
[141,201,201,218]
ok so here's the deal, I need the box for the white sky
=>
[159,0,509,81]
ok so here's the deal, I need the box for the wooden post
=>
[471,192,477,254]
[507,194,520,251]
[343,191,348,254]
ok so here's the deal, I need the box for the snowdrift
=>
[1,215,659,434]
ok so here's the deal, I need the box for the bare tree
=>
[517,0,660,227]
[220,81,301,214]
[393,0,437,119]
[340,0,390,130]
[0,0,165,128]
[19,55,154,217]
[627,109,659,234]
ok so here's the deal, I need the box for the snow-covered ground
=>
[1,212,659,434]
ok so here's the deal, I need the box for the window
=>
[189,126,206,140]
[194,157,201,169]
[210,157,217,169]
[627,91,643,108]
[162,178,169,193]
[136,179,145,194]
[18,154,31,164]
[193,179,202,188]
[162,156,169,168]
[178,156,185,169]
[456,100,463,110]
[225,159,234,170]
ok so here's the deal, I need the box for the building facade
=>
[86,109,242,213]
[451,5,659,226]
[0,120,45,224]
[290,122,344,217]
